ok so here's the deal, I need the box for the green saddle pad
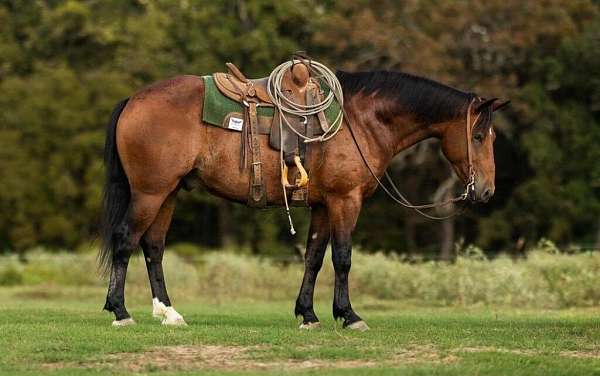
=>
[201,75,341,130]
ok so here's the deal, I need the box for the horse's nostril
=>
[482,188,493,201]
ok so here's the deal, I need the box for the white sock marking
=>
[152,297,168,318]
[152,298,186,326]
[112,317,136,326]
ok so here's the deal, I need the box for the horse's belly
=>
[194,125,288,206]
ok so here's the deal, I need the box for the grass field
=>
[1,285,600,375]
[1,248,600,375]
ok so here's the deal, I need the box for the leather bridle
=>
[344,97,481,220]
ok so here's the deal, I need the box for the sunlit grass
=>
[0,291,599,375]
[1,246,600,375]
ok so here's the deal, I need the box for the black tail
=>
[98,98,130,275]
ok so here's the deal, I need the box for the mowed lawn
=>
[1,286,599,375]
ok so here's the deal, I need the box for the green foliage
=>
[2,246,599,308]
[0,263,22,286]
[0,0,598,254]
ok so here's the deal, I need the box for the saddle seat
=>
[213,63,274,105]
[213,62,313,106]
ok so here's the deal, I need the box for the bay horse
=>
[99,69,508,328]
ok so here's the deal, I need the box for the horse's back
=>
[130,75,205,107]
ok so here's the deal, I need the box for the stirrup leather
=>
[282,155,309,188]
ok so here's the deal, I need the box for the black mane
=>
[336,70,475,124]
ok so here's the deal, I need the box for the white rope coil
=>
[266,59,344,143]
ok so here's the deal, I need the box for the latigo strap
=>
[246,102,267,207]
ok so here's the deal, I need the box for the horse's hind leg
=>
[140,189,186,326]
[105,192,166,326]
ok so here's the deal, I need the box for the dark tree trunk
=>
[217,200,234,249]
[440,217,455,261]
[405,217,417,257]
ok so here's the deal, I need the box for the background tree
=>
[0,0,598,256]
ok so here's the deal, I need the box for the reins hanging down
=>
[344,99,481,220]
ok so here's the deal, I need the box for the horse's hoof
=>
[346,320,370,332]
[112,318,136,326]
[162,317,187,326]
[161,307,187,326]
[299,322,321,330]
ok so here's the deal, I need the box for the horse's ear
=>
[475,98,498,114]
[492,99,510,112]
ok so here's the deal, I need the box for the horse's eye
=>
[473,133,483,143]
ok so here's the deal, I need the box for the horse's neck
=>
[344,97,441,174]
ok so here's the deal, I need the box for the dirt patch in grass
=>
[559,350,600,359]
[42,344,459,372]
[456,346,600,359]
[43,345,379,372]
[457,346,540,356]
[46,344,599,372]
[392,344,459,365]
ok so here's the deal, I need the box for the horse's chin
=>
[468,189,477,203]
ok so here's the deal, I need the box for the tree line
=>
[0,0,598,257]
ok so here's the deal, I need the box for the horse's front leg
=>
[327,193,369,331]
[295,204,330,329]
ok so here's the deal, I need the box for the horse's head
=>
[441,97,509,203]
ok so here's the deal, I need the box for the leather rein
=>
[343,98,481,220]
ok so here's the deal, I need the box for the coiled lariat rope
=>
[267,59,345,234]
[267,59,345,143]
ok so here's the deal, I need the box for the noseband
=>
[462,98,479,202]
[346,98,481,220]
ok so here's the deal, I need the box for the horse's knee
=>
[332,252,351,273]
[305,253,324,273]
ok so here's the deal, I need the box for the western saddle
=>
[213,61,330,207]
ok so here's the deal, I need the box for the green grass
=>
[1,286,599,375]
[1,247,599,374]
